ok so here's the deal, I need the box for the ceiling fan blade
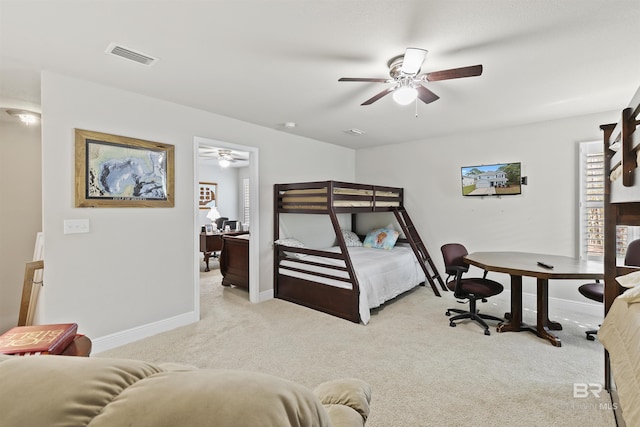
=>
[339,77,390,83]
[425,64,483,81]
[401,48,427,75]
[361,88,394,105]
[416,86,440,104]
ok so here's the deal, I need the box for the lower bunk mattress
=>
[599,296,640,427]
[278,245,425,324]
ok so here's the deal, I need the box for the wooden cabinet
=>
[220,235,249,290]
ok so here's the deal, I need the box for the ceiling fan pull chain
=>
[415,98,419,117]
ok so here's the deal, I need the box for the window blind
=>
[242,178,250,225]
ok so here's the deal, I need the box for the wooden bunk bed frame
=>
[273,180,446,323]
[601,85,640,426]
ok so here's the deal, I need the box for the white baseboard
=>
[91,311,198,354]
[258,289,274,302]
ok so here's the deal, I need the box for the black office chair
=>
[215,217,228,230]
[441,243,505,336]
[578,238,640,340]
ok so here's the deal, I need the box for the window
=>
[579,141,605,260]
[242,178,250,225]
[579,141,640,261]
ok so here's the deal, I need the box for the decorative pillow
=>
[274,238,306,259]
[341,229,363,247]
[618,285,640,304]
[362,228,399,250]
[615,270,640,288]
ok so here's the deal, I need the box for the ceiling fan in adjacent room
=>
[199,148,248,168]
[338,48,482,106]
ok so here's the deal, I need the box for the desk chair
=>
[578,238,640,340]
[215,217,229,230]
[441,243,504,336]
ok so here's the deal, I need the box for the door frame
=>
[193,136,259,307]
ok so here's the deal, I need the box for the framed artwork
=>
[204,224,214,235]
[75,129,175,207]
[198,182,217,209]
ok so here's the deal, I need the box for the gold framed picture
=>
[75,129,175,207]
[198,181,217,209]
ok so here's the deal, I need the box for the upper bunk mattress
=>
[279,186,401,210]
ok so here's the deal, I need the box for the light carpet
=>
[97,268,615,427]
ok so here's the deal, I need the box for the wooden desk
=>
[464,252,603,347]
[200,231,247,272]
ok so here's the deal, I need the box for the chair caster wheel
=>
[449,322,456,328]
[484,329,490,336]
[445,311,451,316]
[586,335,595,341]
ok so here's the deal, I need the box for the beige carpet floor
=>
[97,267,615,427]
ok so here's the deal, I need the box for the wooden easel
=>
[20,261,44,326]
[18,260,44,327]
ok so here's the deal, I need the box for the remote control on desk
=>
[537,261,554,269]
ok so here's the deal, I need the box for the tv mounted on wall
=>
[461,162,522,196]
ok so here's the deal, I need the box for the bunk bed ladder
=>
[392,207,446,297]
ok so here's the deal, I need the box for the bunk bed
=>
[596,85,640,427]
[274,181,446,324]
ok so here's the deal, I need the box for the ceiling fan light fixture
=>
[218,158,231,168]
[393,86,418,105]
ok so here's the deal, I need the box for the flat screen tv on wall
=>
[461,162,522,196]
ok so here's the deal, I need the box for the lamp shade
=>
[206,206,221,222]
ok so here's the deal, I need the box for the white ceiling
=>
[1,0,639,149]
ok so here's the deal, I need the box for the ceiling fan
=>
[199,148,248,167]
[338,48,482,106]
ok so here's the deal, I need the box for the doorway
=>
[194,137,259,309]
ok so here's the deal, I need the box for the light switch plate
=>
[64,219,90,234]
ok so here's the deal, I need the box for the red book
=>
[0,323,78,356]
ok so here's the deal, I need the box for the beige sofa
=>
[0,354,371,427]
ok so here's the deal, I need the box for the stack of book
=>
[0,323,78,356]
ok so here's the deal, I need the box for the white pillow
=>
[274,238,306,259]
[275,238,305,248]
[615,270,640,288]
[618,285,640,304]
[341,229,362,247]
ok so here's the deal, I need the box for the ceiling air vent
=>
[105,43,157,66]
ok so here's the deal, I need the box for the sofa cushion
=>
[91,369,332,427]
[314,378,372,422]
[0,355,366,427]
[0,355,164,427]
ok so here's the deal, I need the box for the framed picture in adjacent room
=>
[198,182,217,210]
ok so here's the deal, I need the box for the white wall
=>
[355,111,616,304]
[0,119,42,332]
[40,72,355,351]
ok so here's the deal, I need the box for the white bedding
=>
[599,297,640,427]
[279,245,425,324]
